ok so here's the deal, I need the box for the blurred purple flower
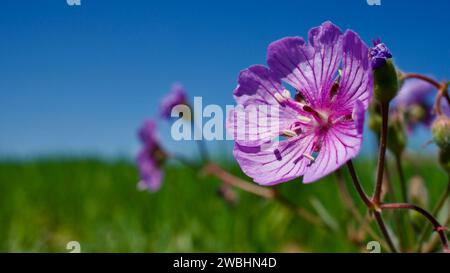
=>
[391,78,450,132]
[136,119,166,192]
[395,79,434,106]
[393,79,434,129]
[160,83,187,119]
[228,21,373,185]
[369,38,392,69]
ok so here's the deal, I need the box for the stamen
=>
[282,89,291,98]
[282,129,298,137]
[295,91,305,103]
[294,101,306,108]
[303,105,325,124]
[297,115,311,123]
[303,153,315,162]
[329,82,339,99]
[274,92,286,104]
[338,69,343,77]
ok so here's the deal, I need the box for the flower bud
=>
[431,116,450,150]
[408,104,427,123]
[369,40,398,103]
[373,60,399,103]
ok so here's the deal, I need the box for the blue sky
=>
[0,0,449,158]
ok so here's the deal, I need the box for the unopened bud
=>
[373,60,399,103]
[432,116,450,150]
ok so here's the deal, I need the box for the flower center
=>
[275,89,352,162]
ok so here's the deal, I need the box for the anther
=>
[303,153,315,162]
[274,93,286,104]
[282,89,291,98]
[283,129,298,137]
[297,115,311,123]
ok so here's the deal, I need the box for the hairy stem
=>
[346,161,372,208]
[346,160,397,252]
[416,178,450,252]
[422,214,450,253]
[381,203,450,252]
[373,102,389,205]
[374,211,398,253]
[401,73,441,89]
[335,170,383,244]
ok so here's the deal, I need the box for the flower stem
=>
[373,102,390,205]
[380,203,450,252]
[401,73,441,89]
[346,160,397,252]
[335,170,383,244]
[346,161,372,208]
[373,211,398,253]
[201,163,324,227]
[422,214,450,253]
[416,177,450,252]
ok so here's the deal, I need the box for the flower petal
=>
[233,65,284,105]
[352,100,366,134]
[267,21,343,107]
[233,133,315,185]
[336,30,373,111]
[136,149,163,192]
[303,120,362,183]
[229,65,299,146]
[138,119,159,147]
[160,83,187,119]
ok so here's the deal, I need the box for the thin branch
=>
[202,163,324,227]
[373,102,389,205]
[380,203,449,252]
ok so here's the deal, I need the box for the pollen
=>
[297,115,311,123]
[282,89,291,98]
[303,153,315,162]
[274,92,286,104]
[282,129,298,137]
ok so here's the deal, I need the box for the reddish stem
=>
[402,73,441,89]
[373,102,389,205]
[380,203,450,252]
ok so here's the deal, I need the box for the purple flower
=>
[393,78,449,132]
[160,83,187,119]
[395,79,434,107]
[369,38,392,69]
[136,119,166,192]
[228,21,373,185]
[393,79,435,130]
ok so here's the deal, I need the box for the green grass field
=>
[0,156,448,252]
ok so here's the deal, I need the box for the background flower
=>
[136,119,166,192]
[159,83,188,119]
